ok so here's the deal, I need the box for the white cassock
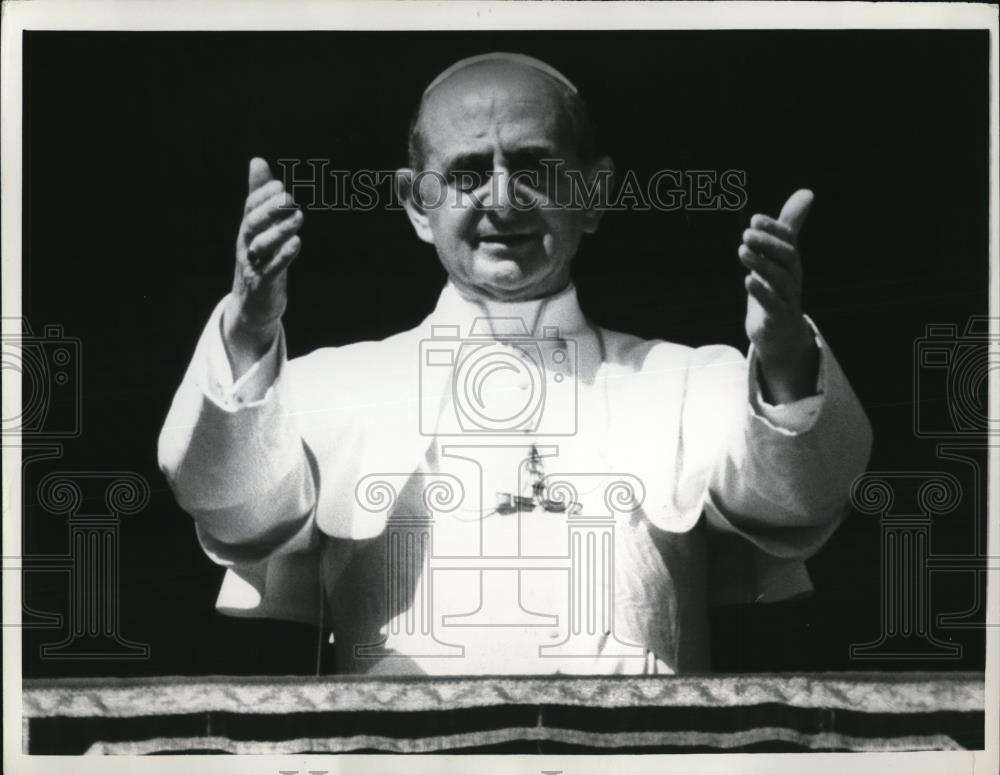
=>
[158,282,873,675]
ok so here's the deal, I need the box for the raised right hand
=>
[223,157,303,373]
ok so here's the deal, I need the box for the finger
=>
[742,228,801,275]
[749,213,795,244]
[259,235,301,277]
[248,157,273,193]
[738,244,798,303]
[745,271,784,316]
[244,179,285,215]
[247,211,304,263]
[244,192,299,236]
[777,188,814,239]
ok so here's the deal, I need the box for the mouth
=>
[476,233,539,250]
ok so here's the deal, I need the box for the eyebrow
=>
[438,144,562,172]
[441,150,493,172]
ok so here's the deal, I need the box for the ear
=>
[397,168,435,244]
[582,155,614,235]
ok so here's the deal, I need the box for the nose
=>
[480,166,513,212]
[480,165,538,214]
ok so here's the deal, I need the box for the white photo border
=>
[2,2,997,774]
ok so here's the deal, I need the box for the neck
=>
[450,276,572,305]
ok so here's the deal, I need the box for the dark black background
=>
[19,30,989,677]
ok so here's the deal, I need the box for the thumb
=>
[248,157,273,192]
[778,188,814,240]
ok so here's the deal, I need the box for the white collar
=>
[429,281,588,340]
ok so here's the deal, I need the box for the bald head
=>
[407,55,595,170]
[397,53,610,303]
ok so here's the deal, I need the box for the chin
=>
[461,251,563,301]
[472,256,528,287]
[482,247,547,274]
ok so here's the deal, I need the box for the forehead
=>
[418,63,574,162]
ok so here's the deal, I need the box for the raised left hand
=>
[738,188,819,404]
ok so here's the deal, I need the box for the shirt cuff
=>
[748,315,827,434]
[205,302,282,410]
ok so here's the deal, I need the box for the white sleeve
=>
[202,307,282,409]
[693,320,873,556]
[157,295,317,555]
[747,315,826,433]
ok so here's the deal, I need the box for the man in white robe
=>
[158,53,873,675]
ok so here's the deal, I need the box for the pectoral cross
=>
[494,445,572,515]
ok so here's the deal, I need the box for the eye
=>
[448,168,490,193]
[446,154,493,192]
[508,151,548,176]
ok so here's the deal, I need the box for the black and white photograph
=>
[2,0,997,770]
